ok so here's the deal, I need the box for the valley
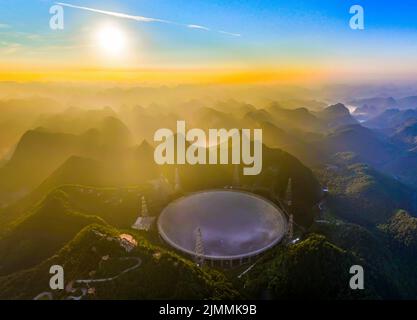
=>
[1,83,417,300]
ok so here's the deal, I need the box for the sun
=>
[95,24,127,58]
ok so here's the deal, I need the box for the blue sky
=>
[1,0,417,82]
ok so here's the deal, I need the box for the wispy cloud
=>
[56,2,169,23]
[0,43,23,55]
[219,31,242,37]
[187,25,210,31]
[0,24,11,29]
[56,2,241,37]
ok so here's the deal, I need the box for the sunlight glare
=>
[95,24,127,58]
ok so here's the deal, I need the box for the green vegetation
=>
[309,222,401,299]
[0,224,239,300]
[243,234,373,299]
[377,210,417,297]
[2,86,417,300]
[315,162,416,226]
[379,210,417,253]
[0,190,106,275]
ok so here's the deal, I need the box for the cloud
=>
[56,2,241,37]
[187,25,210,31]
[0,24,11,29]
[0,43,23,55]
[56,2,170,23]
[219,31,241,37]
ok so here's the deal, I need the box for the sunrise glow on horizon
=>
[1,0,417,84]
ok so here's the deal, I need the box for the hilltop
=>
[0,224,239,300]
[315,162,416,226]
[242,234,377,299]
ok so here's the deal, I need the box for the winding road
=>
[34,257,142,300]
[75,257,142,284]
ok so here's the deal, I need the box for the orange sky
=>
[0,64,328,85]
